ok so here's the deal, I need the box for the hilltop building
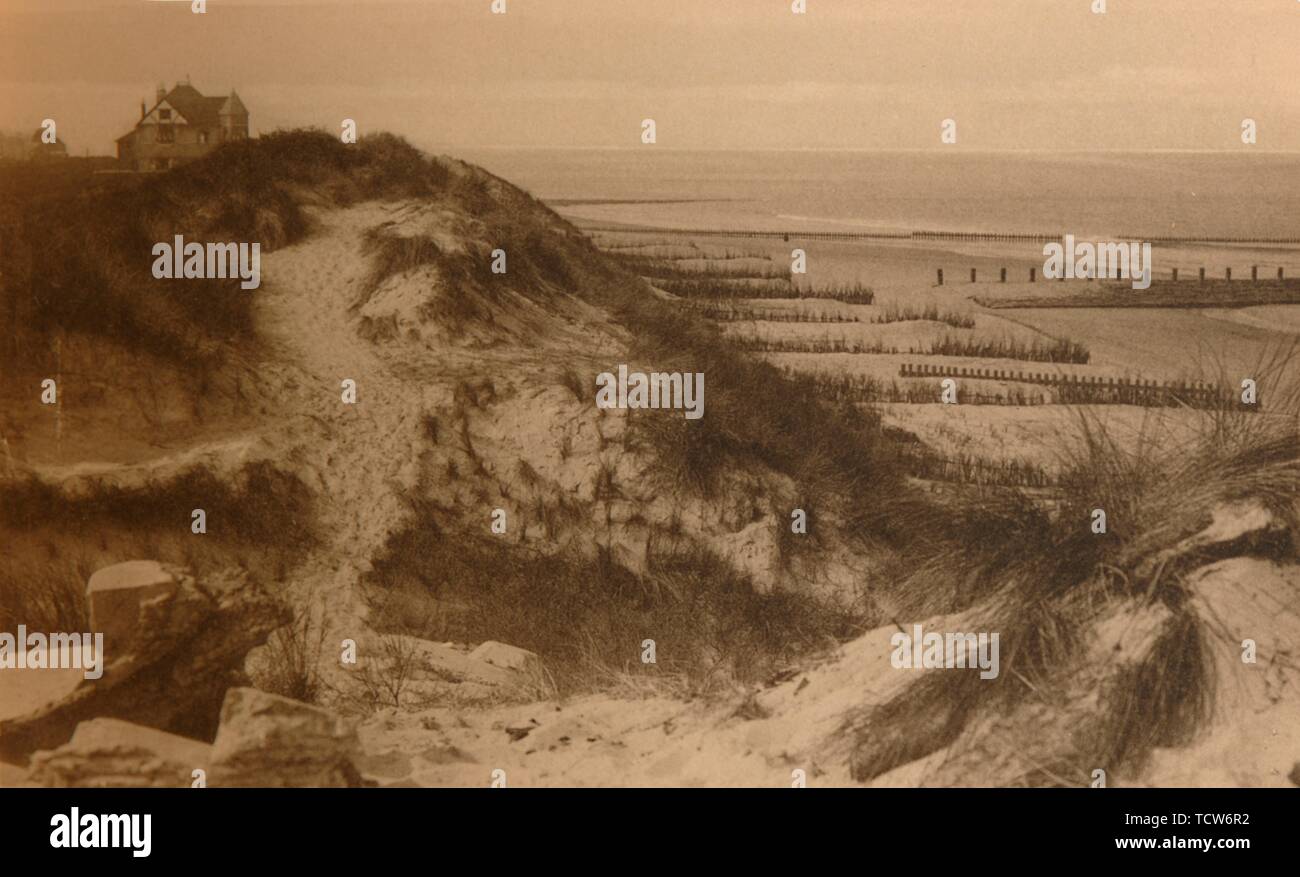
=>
[0,129,69,161]
[116,81,248,172]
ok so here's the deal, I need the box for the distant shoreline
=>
[453,145,1300,156]
[567,217,1300,248]
[547,198,740,206]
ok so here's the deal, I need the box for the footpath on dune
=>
[245,197,1300,788]
[254,202,429,650]
[238,196,877,785]
[5,132,1295,788]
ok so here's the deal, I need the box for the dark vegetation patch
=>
[1,130,451,374]
[658,278,875,304]
[365,503,856,695]
[0,461,315,633]
[733,333,1089,363]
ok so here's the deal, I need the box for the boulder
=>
[469,640,541,674]
[208,687,363,787]
[25,718,212,788]
[87,560,179,656]
[353,749,412,781]
[0,564,288,763]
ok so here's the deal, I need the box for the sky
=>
[2,0,1298,156]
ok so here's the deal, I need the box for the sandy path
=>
[254,203,431,648]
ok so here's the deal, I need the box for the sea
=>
[454,148,1300,242]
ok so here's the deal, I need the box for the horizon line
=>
[437,144,1300,156]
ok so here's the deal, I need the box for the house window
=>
[159,109,172,121]
[199,131,209,145]
[157,125,175,143]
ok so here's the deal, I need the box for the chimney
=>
[140,100,147,121]
[156,83,167,104]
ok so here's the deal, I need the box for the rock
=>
[0,564,288,763]
[469,640,541,674]
[505,720,538,742]
[418,744,475,765]
[354,749,412,780]
[208,688,362,787]
[25,718,211,788]
[87,560,179,655]
[0,661,87,725]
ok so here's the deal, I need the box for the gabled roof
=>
[161,84,228,127]
[122,84,247,139]
[218,90,248,117]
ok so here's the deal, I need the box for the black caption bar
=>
[1,787,1284,864]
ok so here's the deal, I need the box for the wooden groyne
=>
[898,363,1245,410]
[938,267,1293,286]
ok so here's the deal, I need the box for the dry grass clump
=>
[364,507,857,696]
[686,301,860,323]
[871,303,975,329]
[839,360,1300,784]
[251,606,328,705]
[928,334,1090,364]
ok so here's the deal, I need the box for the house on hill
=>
[0,129,69,161]
[29,128,69,161]
[116,82,248,172]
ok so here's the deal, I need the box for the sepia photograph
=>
[1,0,1296,860]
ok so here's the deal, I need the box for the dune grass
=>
[365,503,856,696]
[732,332,1089,363]
[1,130,452,373]
[839,384,1300,784]
[928,334,1090,364]
[871,303,976,329]
[15,131,1286,781]
[341,142,1296,780]
[659,277,875,304]
[685,301,861,323]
